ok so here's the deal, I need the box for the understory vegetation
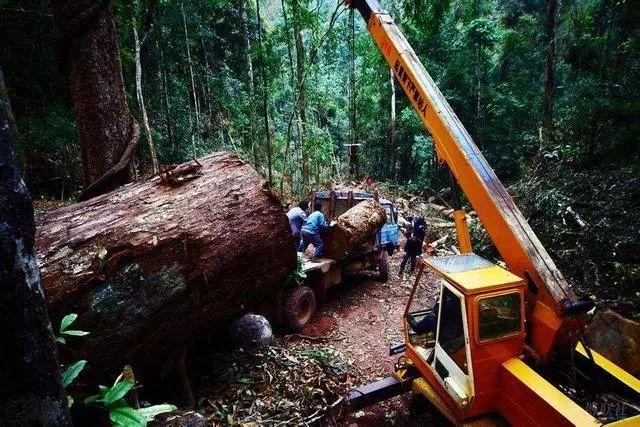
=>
[1,0,639,304]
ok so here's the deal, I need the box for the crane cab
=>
[404,253,526,420]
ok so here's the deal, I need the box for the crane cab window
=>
[438,287,468,374]
[406,266,439,352]
[477,293,521,342]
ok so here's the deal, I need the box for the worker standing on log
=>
[287,200,309,241]
[298,201,331,261]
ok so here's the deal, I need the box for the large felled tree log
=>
[323,199,387,261]
[0,104,71,425]
[36,152,296,380]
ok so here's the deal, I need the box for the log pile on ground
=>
[323,199,387,261]
[35,152,296,381]
[395,195,476,224]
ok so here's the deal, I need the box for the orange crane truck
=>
[343,1,640,425]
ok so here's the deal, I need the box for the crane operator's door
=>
[432,282,474,408]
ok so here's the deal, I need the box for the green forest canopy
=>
[1,0,639,308]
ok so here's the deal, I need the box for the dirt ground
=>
[285,238,449,426]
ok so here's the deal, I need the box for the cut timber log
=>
[323,199,387,261]
[36,152,296,379]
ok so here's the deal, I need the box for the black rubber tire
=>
[378,249,389,282]
[283,286,316,331]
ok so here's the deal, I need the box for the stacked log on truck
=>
[35,152,296,385]
[260,198,390,330]
[323,199,387,261]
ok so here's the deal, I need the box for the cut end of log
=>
[323,199,387,261]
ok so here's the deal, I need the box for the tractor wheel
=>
[378,249,389,282]
[283,286,316,331]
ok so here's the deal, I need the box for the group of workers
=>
[289,197,438,334]
[288,197,427,279]
[287,200,332,262]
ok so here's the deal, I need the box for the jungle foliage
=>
[1,0,639,299]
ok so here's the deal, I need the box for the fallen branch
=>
[566,206,587,228]
[282,333,347,344]
[158,157,203,187]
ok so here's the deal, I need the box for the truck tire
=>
[378,249,389,282]
[283,286,316,331]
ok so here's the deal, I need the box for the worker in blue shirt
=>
[298,201,331,261]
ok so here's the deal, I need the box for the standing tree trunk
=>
[201,37,214,138]
[255,0,273,184]
[0,67,16,131]
[155,18,175,154]
[181,3,200,136]
[291,0,308,185]
[474,44,483,150]
[133,21,159,173]
[347,9,358,177]
[51,0,140,200]
[240,0,260,169]
[0,104,71,426]
[389,67,396,180]
[279,0,302,195]
[542,0,557,145]
[0,65,22,170]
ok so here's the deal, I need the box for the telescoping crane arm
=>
[346,0,590,360]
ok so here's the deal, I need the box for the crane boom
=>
[347,0,584,359]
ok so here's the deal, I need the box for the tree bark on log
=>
[0,104,71,425]
[323,199,387,261]
[36,152,296,380]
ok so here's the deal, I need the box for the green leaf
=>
[109,406,146,427]
[56,336,66,345]
[67,395,74,408]
[60,314,77,333]
[61,360,87,387]
[84,394,102,405]
[109,398,129,410]
[61,329,90,337]
[103,379,134,406]
[137,404,177,421]
[99,385,110,396]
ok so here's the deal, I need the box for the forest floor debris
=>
[160,230,451,426]
[195,345,355,426]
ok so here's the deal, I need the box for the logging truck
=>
[267,191,399,331]
[343,1,640,425]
